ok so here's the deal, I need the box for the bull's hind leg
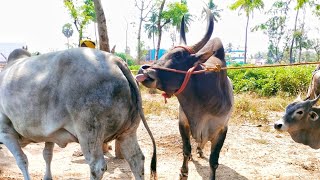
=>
[196,142,206,158]
[0,114,31,180]
[78,135,106,180]
[43,142,54,180]
[178,108,191,179]
[118,132,145,180]
[209,126,228,180]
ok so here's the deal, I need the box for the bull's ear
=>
[195,51,214,63]
[309,111,319,121]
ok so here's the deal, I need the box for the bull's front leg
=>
[178,116,191,180]
[209,126,228,180]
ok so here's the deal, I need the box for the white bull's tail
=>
[115,58,157,180]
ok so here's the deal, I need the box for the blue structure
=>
[225,49,245,64]
[146,49,167,61]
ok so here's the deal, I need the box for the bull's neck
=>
[175,71,232,116]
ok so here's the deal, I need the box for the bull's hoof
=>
[150,171,158,180]
[102,143,112,154]
[179,173,188,180]
[180,167,188,180]
[197,151,204,158]
[196,147,204,158]
[72,149,83,157]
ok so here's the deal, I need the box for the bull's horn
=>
[310,94,320,106]
[180,15,187,45]
[190,8,214,53]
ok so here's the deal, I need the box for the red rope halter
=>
[152,46,199,103]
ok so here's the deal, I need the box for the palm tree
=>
[230,0,264,64]
[62,23,74,49]
[145,12,158,59]
[202,0,223,22]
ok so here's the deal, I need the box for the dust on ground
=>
[0,94,320,180]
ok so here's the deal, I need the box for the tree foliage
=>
[230,0,264,64]
[252,1,290,63]
[64,0,96,46]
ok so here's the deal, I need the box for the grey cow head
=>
[136,10,214,95]
[274,95,320,149]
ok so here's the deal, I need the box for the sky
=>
[0,0,319,58]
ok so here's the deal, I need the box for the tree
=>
[203,0,223,22]
[154,0,188,60]
[135,0,155,63]
[288,0,312,63]
[64,0,96,46]
[230,0,264,64]
[253,0,291,63]
[62,23,74,49]
[93,0,110,52]
[144,11,158,59]
[311,38,320,61]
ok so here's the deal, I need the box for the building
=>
[146,49,167,61]
[226,49,245,64]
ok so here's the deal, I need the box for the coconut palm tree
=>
[145,12,158,59]
[202,0,222,22]
[62,23,74,49]
[230,0,264,64]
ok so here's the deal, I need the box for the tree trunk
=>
[152,32,155,60]
[289,9,299,64]
[93,0,110,52]
[244,15,249,64]
[155,0,166,60]
[137,1,144,63]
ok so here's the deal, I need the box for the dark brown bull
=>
[136,10,233,180]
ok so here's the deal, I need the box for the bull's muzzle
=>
[274,122,283,130]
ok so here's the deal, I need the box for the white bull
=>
[0,48,157,180]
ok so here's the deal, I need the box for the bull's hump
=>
[7,49,31,63]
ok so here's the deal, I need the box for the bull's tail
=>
[115,58,157,179]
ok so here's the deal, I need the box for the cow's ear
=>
[309,111,319,121]
[195,51,214,63]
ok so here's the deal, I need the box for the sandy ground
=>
[1,94,320,180]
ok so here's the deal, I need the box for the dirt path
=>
[1,95,320,179]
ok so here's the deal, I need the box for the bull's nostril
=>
[274,123,282,129]
[141,64,151,70]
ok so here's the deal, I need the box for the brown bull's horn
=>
[180,15,187,45]
[190,8,214,53]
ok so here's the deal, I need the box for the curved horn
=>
[309,94,320,106]
[180,15,187,45]
[190,8,214,53]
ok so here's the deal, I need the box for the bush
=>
[115,52,136,66]
[228,65,315,97]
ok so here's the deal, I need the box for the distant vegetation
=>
[132,64,316,97]
[227,65,315,97]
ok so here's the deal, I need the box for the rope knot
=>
[205,64,221,72]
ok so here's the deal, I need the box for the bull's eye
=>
[296,110,303,115]
[310,113,316,119]
[174,52,182,59]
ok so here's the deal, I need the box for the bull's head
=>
[274,95,320,149]
[136,9,214,96]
